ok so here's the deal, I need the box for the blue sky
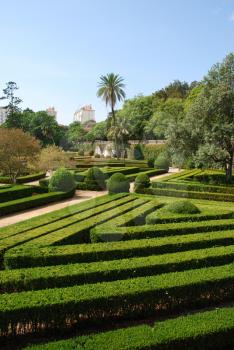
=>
[0,0,234,125]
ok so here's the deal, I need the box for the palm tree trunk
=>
[111,105,119,158]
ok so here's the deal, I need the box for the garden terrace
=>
[0,190,233,348]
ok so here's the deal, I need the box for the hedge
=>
[0,185,35,203]
[152,180,234,194]
[0,172,46,184]
[126,169,166,182]
[24,306,234,350]
[142,187,234,202]
[15,197,144,248]
[91,218,234,242]
[0,190,74,217]
[146,207,234,224]
[90,200,161,242]
[0,194,126,241]
[0,195,135,258]
[0,263,233,336]
[4,230,234,269]
[1,245,234,293]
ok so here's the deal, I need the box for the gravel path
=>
[0,168,179,228]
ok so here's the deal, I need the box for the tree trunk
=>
[111,106,119,159]
[225,154,233,182]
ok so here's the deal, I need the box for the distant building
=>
[46,106,57,119]
[0,106,8,125]
[74,105,95,124]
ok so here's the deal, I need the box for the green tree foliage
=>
[0,128,40,183]
[97,73,126,155]
[86,121,107,142]
[118,95,153,139]
[67,122,87,148]
[167,53,234,180]
[1,82,22,128]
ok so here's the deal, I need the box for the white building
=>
[74,105,95,124]
[0,107,8,125]
[46,106,57,119]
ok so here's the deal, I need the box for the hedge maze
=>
[0,185,234,349]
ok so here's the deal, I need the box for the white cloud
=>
[229,12,234,21]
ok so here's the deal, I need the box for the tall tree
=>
[167,53,234,180]
[1,82,22,127]
[97,73,126,155]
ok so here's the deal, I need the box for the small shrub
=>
[133,144,144,160]
[48,168,76,193]
[107,173,130,194]
[147,158,155,168]
[134,173,150,193]
[78,150,84,156]
[84,167,106,190]
[95,154,101,158]
[154,155,170,171]
[166,200,200,214]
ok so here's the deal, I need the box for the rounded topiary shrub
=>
[154,155,170,171]
[166,200,200,214]
[134,173,150,193]
[48,168,76,193]
[107,173,130,194]
[84,167,106,190]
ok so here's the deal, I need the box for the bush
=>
[78,150,84,156]
[84,167,106,190]
[39,178,49,189]
[147,158,155,168]
[107,173,130,194]
[48,168,76,193]
[166,200,200,214]
[95,154,101,158]
[133,144,144,160]
[154,155,170,171]
[134,173,150,193]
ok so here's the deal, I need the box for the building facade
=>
[0,106,8,125]
[46,107,57,119]
[74,105,95,124]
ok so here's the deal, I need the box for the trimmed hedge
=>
[0,195,135,257]
[0,194,126,241]
[5,230,234,269]
[0,172,46,184]
[0,263,233,336]
[142,187,234,202]
[24,306,234,350]
[146,207,234,224]
[91,218,234,242]
[126,169,166,182]
[22,197,145,246]
[152,180,234,194]
[0,191,74,217]
[0,185,35,203]
[1,245,234,293]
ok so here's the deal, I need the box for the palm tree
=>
[97,73,126,156]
